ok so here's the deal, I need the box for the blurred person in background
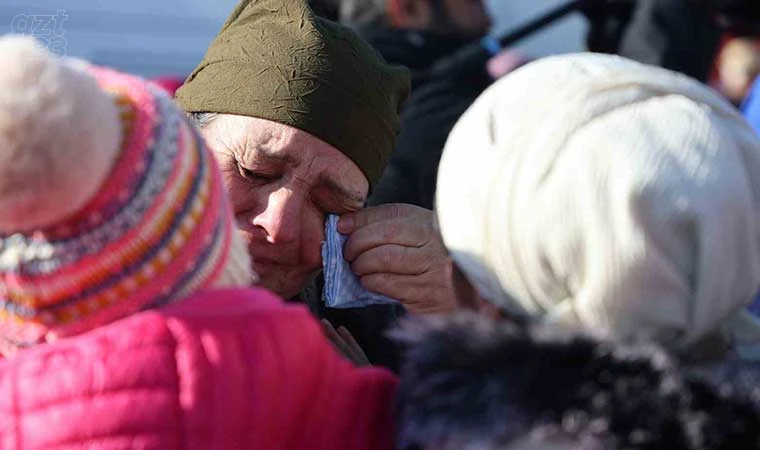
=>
[594,0,721,82]
[584,0,760,83]
[337,0,526,209]
[333,0,759,210]
[714,37,760,105]
[309,0,341,20]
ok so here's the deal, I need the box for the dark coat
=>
[297,274,405,371]
[363,28,494,209]
[586,0,722,82]
[365,0,724,209]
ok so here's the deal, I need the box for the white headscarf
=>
[436,53,760,355]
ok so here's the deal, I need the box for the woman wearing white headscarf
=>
[436,52,760,382]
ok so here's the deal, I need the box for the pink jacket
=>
[0,288,398,449]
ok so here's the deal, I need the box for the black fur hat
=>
[393,313,760,450]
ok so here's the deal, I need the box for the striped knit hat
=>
[0,36,253,353]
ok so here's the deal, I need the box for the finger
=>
[322,319,352,357]
[337,326,369,366]
[321,319,340,344]
[359,273,428,303]
[343,218,433,262]
[338,203,430,234]
[322,318,336,334]
[351,244,430,276]
[336,326,361,361]
[359,272,456,314]
[337,326,361,350]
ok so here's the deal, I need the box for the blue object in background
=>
[742,78,760,318]
[741,77,760,135]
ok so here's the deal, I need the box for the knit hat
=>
[436,53,760,356]
[0,36,253,352]
[175,0,410,186]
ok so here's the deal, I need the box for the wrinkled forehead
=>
[208,113,369,200]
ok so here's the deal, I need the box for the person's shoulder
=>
[165,287,291,316]
[161,287,323,338]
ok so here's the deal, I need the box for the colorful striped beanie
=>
[0,36,253,353]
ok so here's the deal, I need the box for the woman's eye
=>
[238,164,278,183]
[309,186,363,216]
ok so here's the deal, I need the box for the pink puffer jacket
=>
[0,288,397,450]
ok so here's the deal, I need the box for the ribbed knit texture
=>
[0,66,249,351]
[437,53,760,354]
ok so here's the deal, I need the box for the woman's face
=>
[200,114,369,299]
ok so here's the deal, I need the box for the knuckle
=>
[386,203,413,220]
[414,253,432,274]
[343,243,356,261]
[387,204,401,219]
[378,247,394,268]
[350,260,363,276]
[381,222,400,241]
[360,273,386,292]
[343,236,363,261]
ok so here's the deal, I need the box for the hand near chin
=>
[338,203,457,315]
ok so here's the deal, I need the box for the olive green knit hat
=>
[176,0,410,186]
